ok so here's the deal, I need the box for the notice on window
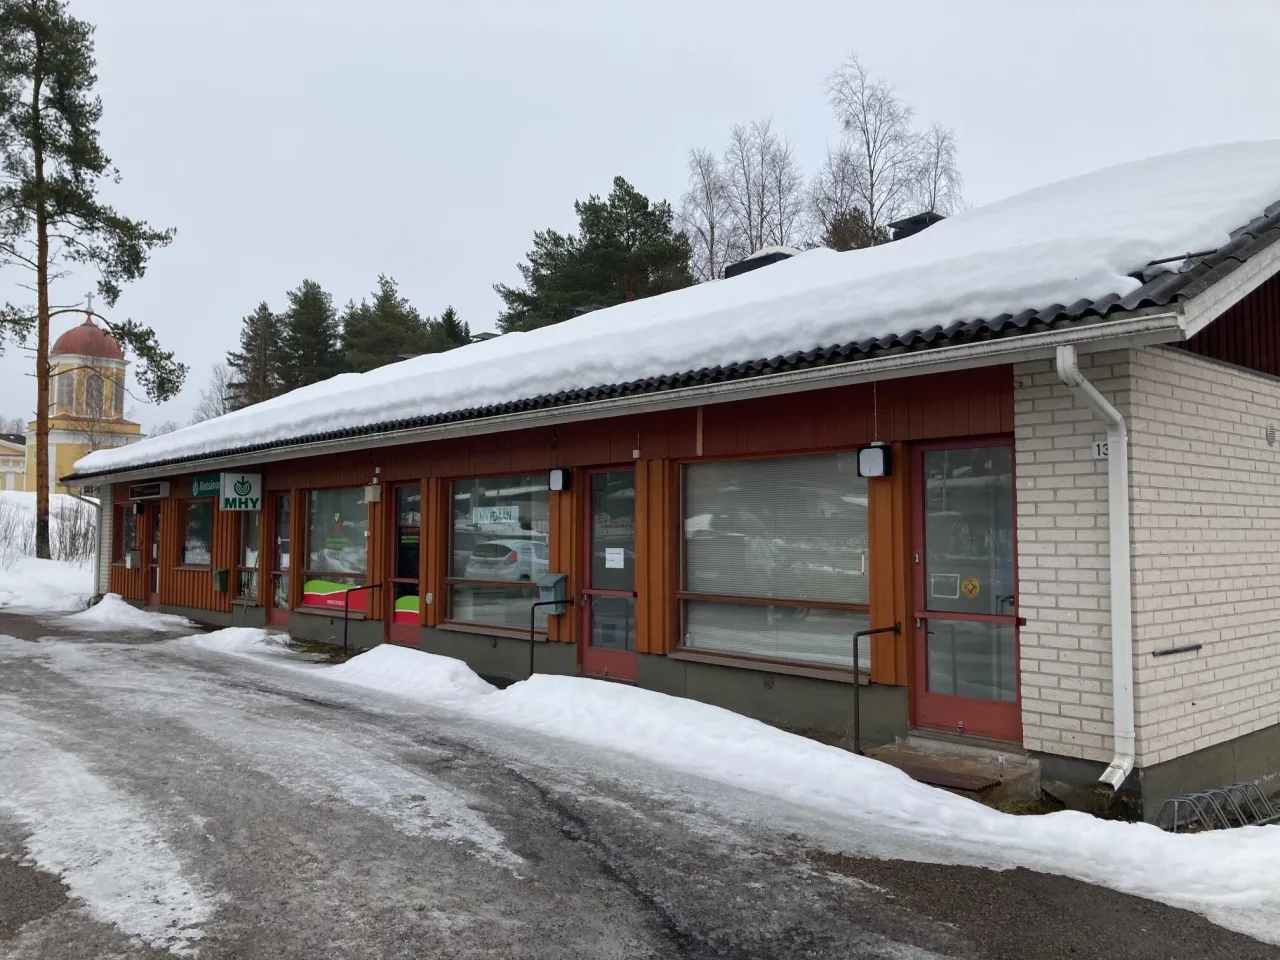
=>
[605,547,625,569]
[473,505,519,524]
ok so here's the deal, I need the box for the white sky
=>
[2,0,1278,430]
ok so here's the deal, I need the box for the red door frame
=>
[267,492,291,627]
[386,482,422,647]
[580,465,638,681]
[910,436,1022,742]
[145,501,162,607]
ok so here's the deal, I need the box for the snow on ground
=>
[0,489,97,569]
[0,708,221,955]
[0,557,93,613]
[180,630,1280,944]
[77,141,1280,477]
[62,594,197,632]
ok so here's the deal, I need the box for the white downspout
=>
[1054,345,1135,790]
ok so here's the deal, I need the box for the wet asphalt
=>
[0,610,1273,960]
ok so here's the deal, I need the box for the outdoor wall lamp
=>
[549,468,571,491]
[856,442,892,478]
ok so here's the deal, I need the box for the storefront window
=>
[182,500,213,566]
[682,453,871,670]
[237,510,260,602]
[303,488,368,610]
[116,504,137,562]
[449,474,550,629]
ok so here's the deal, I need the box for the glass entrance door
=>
[268,493,291,626]
[388,484,422,646]
[912,441,1020,741]
[146,502,162,607]
[581,468,637,681]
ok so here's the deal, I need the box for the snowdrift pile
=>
[180,628,1280,944]
[62,594,197,631]
[0,557,93,613]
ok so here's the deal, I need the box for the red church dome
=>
[51,318,124,361]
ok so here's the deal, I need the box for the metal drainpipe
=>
[1054,345,1135,791]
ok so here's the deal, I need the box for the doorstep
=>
[867,734,1041,802]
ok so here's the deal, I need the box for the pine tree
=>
[226,302,283,408]
[821,208,889,252]
[432,305,470,349]
[0,0,183,558]
[279,280,343,390]
[340,275,439,373]
[495,176,693,333]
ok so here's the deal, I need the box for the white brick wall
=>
[96,483,112,597]
[1129,347,1280,765]
[1014,350,1129,763]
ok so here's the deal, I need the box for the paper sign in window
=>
[605,547,625,569]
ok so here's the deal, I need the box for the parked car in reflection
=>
[464,539,549,581]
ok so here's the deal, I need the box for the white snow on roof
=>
[76,140,1280,477]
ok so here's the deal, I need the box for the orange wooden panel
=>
[867,475,896,683]
[633,460,678,656]
[422,478,446,626]
[546,479,577,644]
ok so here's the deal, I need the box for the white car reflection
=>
[464,539,549,582]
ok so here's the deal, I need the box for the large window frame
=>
[446,474,551,634]
[180,499,214,568]
[678,451,873,675]
[301,488,370,603]
[114,502,137,564]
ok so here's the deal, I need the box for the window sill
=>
[293,605,366,620]
[668,648,869,685]
[232,599,261,608]
[436,620,550,642]
[175,565,212,572]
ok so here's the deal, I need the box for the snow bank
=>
[325,644,497,701]
[186,626,291,655]
[62,594,197,632]
[180,637,1280,940]
[0,557,93,613]
[0,489,97,569]
[76,141,1280,478]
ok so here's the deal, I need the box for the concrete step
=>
[867,736,1041,802]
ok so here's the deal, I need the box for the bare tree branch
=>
[678,147,735,282]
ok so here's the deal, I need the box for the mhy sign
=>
[220,473,263,511]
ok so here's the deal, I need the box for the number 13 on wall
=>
[1091,440,1109,460]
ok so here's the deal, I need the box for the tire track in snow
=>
[0,710,221,955]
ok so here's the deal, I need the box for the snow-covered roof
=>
[74,140,1280,479]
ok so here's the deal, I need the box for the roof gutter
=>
[1055,344,1135,792]
[68,311,1183,485]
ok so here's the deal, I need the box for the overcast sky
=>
[3,0,1278,430]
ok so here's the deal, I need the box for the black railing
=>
[340,582,384,656]
[528,598,574,677]
[852,623,901,755]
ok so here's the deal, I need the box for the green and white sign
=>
[220,472,263,511]
[191,473,221,497]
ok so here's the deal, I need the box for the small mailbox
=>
[212,569,230,593]
[536,573,569,616]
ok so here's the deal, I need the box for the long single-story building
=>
[68,141,1280,818]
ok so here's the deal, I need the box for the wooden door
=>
[580,467,638,681]
[387,483,422,646]
[911,439,1021,742]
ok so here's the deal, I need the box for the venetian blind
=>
[682,453,870,605]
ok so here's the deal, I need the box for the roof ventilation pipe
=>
[1054,345,1135,792]
[722,246,801,279]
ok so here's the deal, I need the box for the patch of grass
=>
[284,638,357,664]
[986,794,1064,816]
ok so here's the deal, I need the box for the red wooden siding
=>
[633,460,678,655]
[158,475,236,613]
[547,482,578,644]
[1180,271,1280,376]
[108,483,147,601]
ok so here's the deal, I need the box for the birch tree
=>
[914,122,963,216]
[721,119,807,260]
[678,147,734,282]
[825,55,920,234]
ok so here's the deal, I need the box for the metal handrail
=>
[528,598,574,677]
[340,582,384,655]
[853,623,901,755]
